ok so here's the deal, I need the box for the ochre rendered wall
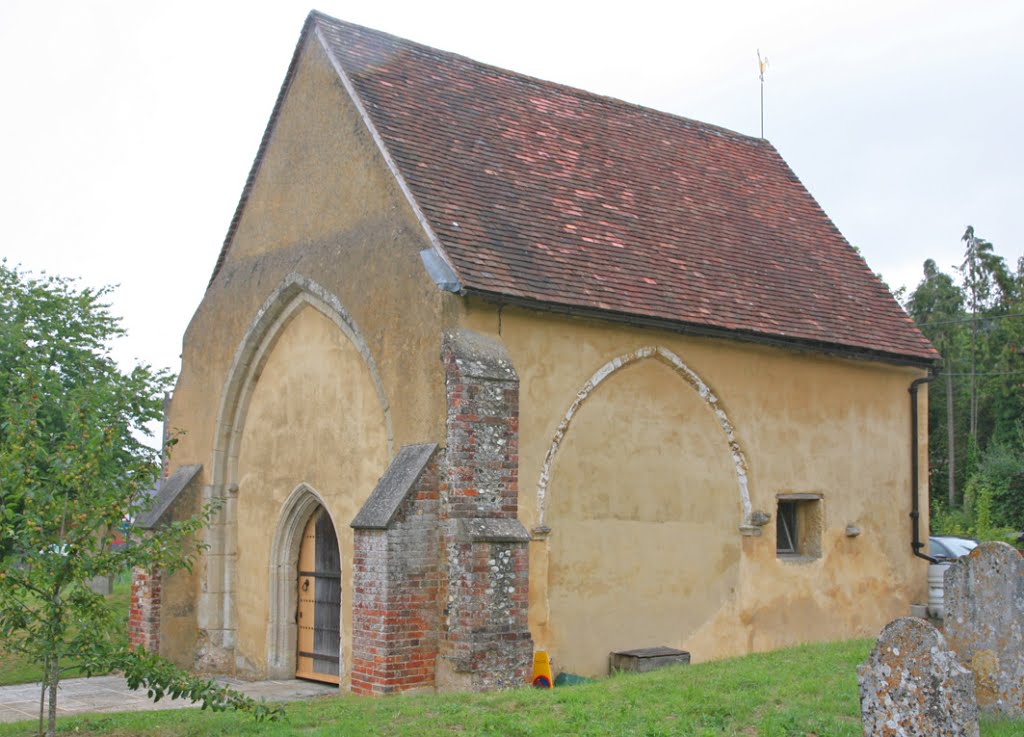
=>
[459,301,929,678]
[543,357,741,676]
[160,27,931,686]
[160,33,446,675]
[234,305,388,677]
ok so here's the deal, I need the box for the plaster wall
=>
[459,301,930,677]
[234,305,388,680]
[160,33,446,668]
[157,23,932,684]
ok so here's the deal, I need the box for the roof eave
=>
[462,287,939,369]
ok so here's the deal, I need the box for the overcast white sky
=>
[2,0,1021,376]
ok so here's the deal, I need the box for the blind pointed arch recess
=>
[535,346,753,532]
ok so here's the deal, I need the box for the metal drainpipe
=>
[909,374,939,563]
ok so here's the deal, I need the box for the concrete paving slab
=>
[1,687,38,700]
[0,675,338,724]
[2,709,35,721]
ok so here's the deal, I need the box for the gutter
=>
[909,374,938,563]
[463,288,940,370]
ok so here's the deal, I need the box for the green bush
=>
[930,501,973,538]
[977,434,1024,530]
[931,474,1017,544]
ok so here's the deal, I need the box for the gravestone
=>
[858,617,978,737]
[945,541,1024,716]
[87,574,114,595]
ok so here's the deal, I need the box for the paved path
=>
[0,675,337,724]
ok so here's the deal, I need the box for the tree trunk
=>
[45,585,61,737]
[46,659,58,737]
[37,656,47,737]
[947,374,957,507]
[970,312,978,438]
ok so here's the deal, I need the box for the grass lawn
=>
[0,638,1017,737]
[0,575,131,687]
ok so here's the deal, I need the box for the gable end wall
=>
[158,31,448,674]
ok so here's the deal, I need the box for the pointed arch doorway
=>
[295,506,341,684]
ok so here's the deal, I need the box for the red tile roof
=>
[213,12,937,364]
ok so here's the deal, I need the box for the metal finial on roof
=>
[757,49,769,139]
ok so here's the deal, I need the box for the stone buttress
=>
[438,330,533,690]
[350,444,443,695]
[349,329,532,693]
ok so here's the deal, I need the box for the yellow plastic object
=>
[531,650,553,688]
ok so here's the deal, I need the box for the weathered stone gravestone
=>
[945,541,1024,716]
[858,617,978,737]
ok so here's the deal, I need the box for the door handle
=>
[302,578,310,592]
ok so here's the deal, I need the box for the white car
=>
[926,536,977,620]
[928,536,978,560]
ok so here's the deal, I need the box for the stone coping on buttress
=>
[351,443,438,530]
[136,464,202,530]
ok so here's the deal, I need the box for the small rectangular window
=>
[776,494,823,559]
[776,501,799,554]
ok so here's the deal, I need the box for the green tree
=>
[958,226,1010,438]
[906,258,967,506]
[909,228,1024,532]
[975,427,1024,531]
[0,263,279,737]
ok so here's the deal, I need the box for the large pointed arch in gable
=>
[212,272,393,487]
[199,273,393,662]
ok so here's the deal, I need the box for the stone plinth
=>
[610,647,691,674]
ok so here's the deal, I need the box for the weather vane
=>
[757,49,769,139]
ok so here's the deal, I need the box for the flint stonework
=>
[858,617,978,737]
[439,330,533,691]
[944,541,1024,716]
[347,330,533,695]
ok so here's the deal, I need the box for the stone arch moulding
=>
[200,272,393,664]
[213,272,394,488]
[266,482,339,681]
[534,345,756,534]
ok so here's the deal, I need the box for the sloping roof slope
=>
[212,11,937,364]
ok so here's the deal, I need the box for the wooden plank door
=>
[295,507,341,684]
